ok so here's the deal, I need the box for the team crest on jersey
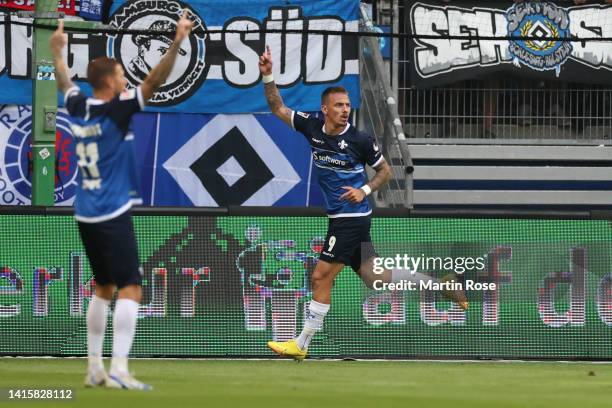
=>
[507,2,572,75]
[338,140,348,150]
[107,0,209,106]
[0,106,78,205]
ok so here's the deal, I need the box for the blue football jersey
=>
[124,130,144,206]
[65,86,144,222]
[292,111,384,217]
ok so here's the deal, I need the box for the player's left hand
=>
[259,45,273,75]
[339,186,366,203]
[175,9,194,42]
[49,20,67,55]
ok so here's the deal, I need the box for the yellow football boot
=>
[267,339,307,361]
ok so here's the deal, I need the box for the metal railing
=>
[359,3,414,208]
[392,0,612,145]
[401,81,612,145]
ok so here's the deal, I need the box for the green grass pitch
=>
[0,359,610,408]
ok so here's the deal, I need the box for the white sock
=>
[110,298,139,376]
[391,269,436,285]
[296,300,330,351]
[87,296,110,372]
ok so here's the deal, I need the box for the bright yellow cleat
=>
[267,339,307,361]
[440,273,469,311]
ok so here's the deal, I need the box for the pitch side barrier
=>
[1,206,610,219]
[1,206,612,360]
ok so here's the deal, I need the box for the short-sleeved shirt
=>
[292,111,384,218]
[64,86,145,223]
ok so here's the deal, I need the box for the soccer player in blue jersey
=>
[258,46,467,360]
[50,13,193,389]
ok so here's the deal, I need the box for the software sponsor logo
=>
[313,152,348,167]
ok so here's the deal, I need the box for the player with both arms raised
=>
[50,12,194,389]
[258,46,468,361]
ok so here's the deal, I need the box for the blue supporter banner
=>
[79,0,105,21]
[0,0,360,113]
[132,112,324,206]
[0,105,324,207]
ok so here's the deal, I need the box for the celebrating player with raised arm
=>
[50,12,193,390]
[259,46,468,361]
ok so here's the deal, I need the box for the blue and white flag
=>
[79,0,105,21]
[0,0,360,113]
[0,104,324,207]
[136,112,321,206]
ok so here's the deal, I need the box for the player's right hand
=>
[259,45,273,75]
[49,20,67,55]
[339,186,366,204]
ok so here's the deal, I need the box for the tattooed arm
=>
[367,159,392,193]
[259,46,293,127]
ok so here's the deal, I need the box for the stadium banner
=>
[407,0,612,87]
[0,0,79,15]
[1,211,612,359]
[1,0,111,21]
[0,105,324,207]
[0,0,360,112]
